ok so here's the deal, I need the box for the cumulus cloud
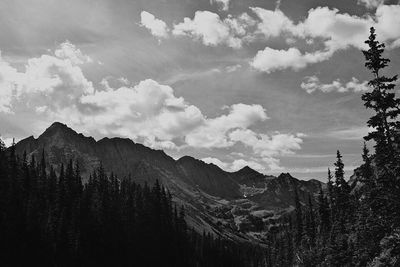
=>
[375,5,400,48]
[200,127,306,172]
[0,41,305,169]
[251,5,400,72]
[251,47,333,73]
[301,76,370,93]
[185,103,268,148]
[227,129,304,171]
[0,42,272,150]
[0,42,94,113]
[78,79,205,149]
[229,129,304,158]
[140,11,169,39]
[250,7,299,38]
[210,0,230,11]
[54,41,92,64]
[172,11,254,48]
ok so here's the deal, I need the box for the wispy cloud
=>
[325,126,372,140]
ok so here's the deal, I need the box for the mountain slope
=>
[14,122,324,240]
[177,156,241,199]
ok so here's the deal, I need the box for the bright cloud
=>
[172,11,254,48]
[78,79,205,148]
[251,5,400,72]
[185,103,268,148]
[0,42,94,114]
[250,7,299,38]
[54,41,92,64]
[199,127,306,172]
[140,11,169,39]
[251,47,333,73]
[0,41,304,167]
[229,129,304,158]
[301,76,370,93]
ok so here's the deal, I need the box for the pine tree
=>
[318,186,331,235]
[362,27,400,167]
[294,186,303,247]
[333,150,351,219]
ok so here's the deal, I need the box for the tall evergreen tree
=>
[362,27,400,166]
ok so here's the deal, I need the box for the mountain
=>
[231,166,275,187]
[14,122,324,240]
[177,156,241,199]
[248,173,322,210]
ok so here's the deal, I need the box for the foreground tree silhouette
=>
[358,26,400,265]
[362,27,400,166]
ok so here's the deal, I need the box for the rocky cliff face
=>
[15,122,324,241]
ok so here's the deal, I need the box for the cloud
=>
[185,103,268,148]
[251,5,400,72]
[301,76,370,93]
[251,47,332,73]
[0,41,94,113]
[200,127,306,172]
[325,126,372,140]
[140,11,169,39]
[375,5,400,48]
[228,129,304,171]
[229,129,304,158]
[0,42,271,150]
[250,7,299,38]
[54,41,92,64]
[0,41,305,169]
[172,11,254,48]
[210,0,230,11]
[357,0,385,9]
[78,79,205,149]
[225,64,242,73]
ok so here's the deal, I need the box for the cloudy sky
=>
[1,0,400,181]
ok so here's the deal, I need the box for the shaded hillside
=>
[14,122,322,207]
[177,156,241,199]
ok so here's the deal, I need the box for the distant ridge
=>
[15,122,323,204]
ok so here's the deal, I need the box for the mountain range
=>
[14,122,325,241]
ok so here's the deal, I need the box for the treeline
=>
[0,145,265,267]
[262,27,400,266]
